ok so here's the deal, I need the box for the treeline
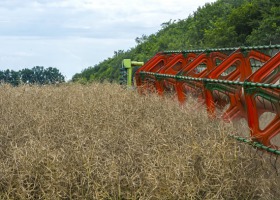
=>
[72,0,280,82]
[0,66,65,86]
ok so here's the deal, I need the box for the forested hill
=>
[72,0,280,82]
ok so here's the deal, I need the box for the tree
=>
[44,67,65,84]
[246,0,280,45]
[0,70,20,86]
[0,66,65,86]
[20,68,35,84]
[72,0,280,82]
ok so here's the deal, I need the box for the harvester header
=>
[122,45,280,154]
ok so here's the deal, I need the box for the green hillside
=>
[72,0,280,82]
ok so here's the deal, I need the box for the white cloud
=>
[0,0,216,79]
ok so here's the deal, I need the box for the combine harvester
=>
[123,45,280,155]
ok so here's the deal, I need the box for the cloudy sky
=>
[0,0,216,79]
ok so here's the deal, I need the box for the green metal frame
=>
[122,59,144,86]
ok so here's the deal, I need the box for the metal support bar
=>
[122,59,144,87]
[230,135,280,155]
[163,45,280,54]
[140,71,280,89]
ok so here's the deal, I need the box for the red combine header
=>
[134,45,280,153]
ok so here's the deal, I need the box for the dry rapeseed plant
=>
[0,83,278,199]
